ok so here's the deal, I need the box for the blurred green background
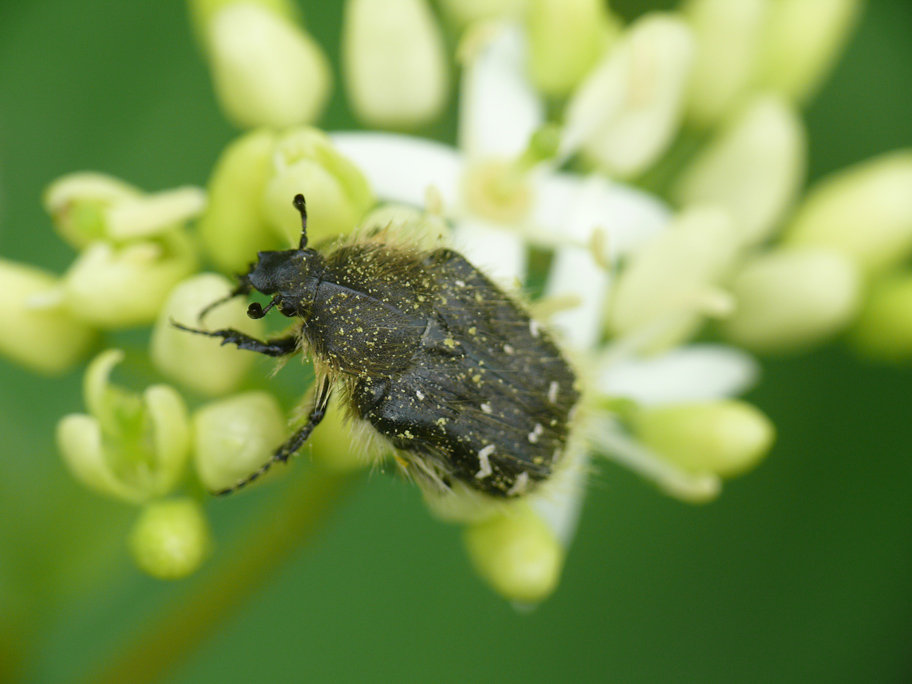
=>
[1,1,911,683]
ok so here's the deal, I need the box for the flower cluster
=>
[2,0,910,604]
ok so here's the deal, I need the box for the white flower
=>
[330,24,760,564]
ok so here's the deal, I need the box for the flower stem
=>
[82,467,358,684]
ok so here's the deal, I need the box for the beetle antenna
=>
[246,297,277,319]
[197,275,253,322]
[293,194,308,250]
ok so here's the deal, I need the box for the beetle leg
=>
[214,378,333,495]
[171,321,299,357]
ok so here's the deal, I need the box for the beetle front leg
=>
[171,321,299,357]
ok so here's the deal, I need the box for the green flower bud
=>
[753,0,862,103]
[672,95,806,245]
[0,259,96,374]
[851,271,912,363]
[193,391,288,492]
[342,0,449,129]
[783,151,912,277]
[43,173,141,249]
[632,400,775,478]
[682,0,766,127]
[563,14,694,178]
[526,0,605,98]
[436,0,527,30]
[262,128,375,245]
[129,498,211,580]
[463,502,564,604]
[44,173,206,249]
[609,206,738,350]
[61,230,198,328]
[720,248,860,353]
[150,274,264,396]
[204,2,331,128]
[57,350,191,502]
[196,129,284,273]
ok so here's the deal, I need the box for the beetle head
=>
[195,194,324,323]
[245,248,324,319]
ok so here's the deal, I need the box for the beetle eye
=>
[278,300,296,317]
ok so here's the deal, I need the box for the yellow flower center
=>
[462,159,532,225]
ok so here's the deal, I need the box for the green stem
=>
[83,467,358,684]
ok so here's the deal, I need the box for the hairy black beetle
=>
[177,195,580,498]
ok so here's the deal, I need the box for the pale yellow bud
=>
[721,248,861,353]
[563,14,694,178]
[102,187,207,242]
[262,127,375,245]
[851,271,912,363]
[206,3,331,128]
[343,0,449,129]
[0,259,96,374]
[526,0,606,98]
[436,0,527,29]
[58,350,191,502]
[129,499,211,579]
[43,173,141,249]
[609,206,739,349]
[672,95,806,245]
[463,502,563,603]
[192,391,288,492]
[197,129,283,273]
[682,0,766,127]
[189,0,298,40]
[632,400,775,478]
[753,0,862,102]
[783,151,912,277]
[61,231,198,328]
[150,274,264,396]
[44,173,205,248]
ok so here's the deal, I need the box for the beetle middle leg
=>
[171,322,299,357]
[214,378,333,495]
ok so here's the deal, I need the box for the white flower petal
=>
[531,172,669,257]
[451,217,527,283]
[458,24,544,159]
[331,132,464,209]
[598,344,759,405]
[531,451,589,548]
[545,245,608,349]
[540,177,620,348]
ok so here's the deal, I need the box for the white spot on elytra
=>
[528,423,543,443]
[476,445,495,479]
[415,390,425,400]
[503,344,515,355]
[506,472,529,497]
[480,402,492,414]
[548,381,559,403]
[530,320,542,338]
[455,279,466,287]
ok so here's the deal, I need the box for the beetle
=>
[177,194,580,499]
